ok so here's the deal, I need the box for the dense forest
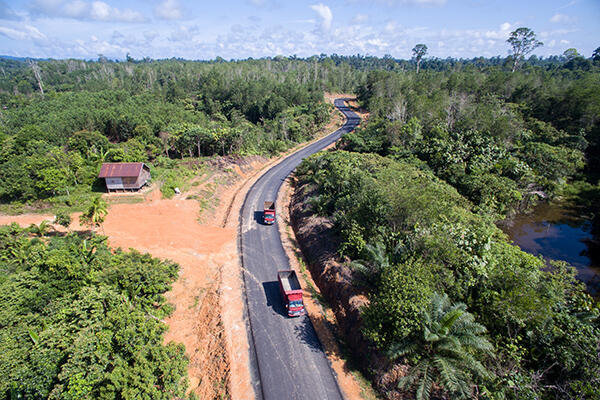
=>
[1,48,599,399]
[350,62,599,217]
[1,52,598,210]
[296,151,599,398]
[0,225,189,399]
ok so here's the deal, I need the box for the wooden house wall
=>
[135,169,151,188]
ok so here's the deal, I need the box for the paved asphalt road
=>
[240,98,360,400]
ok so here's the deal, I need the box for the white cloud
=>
[155,0,183,20]
[144,31,159,41]
[0,26,29,40]
[29,0,146,22]
[310,3,332,31]
[90,1,110,19]
[556,0,577,10]
[3,2,578,61]
[0,24,46,40]
[484,22,512,39]
[560,39,570,45]
[384,21,397,33]
[24,25,46,39]
[417,0,445,4]
[403,0,446,4]
[540,28,575,38]
[63,0,87,18]
[352,13,368,23]
[247,0,281,10]
[550,13,575,23]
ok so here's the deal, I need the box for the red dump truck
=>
[277,270,305,317]
[263,201,276,225]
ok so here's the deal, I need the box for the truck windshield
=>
[289,300,303,308]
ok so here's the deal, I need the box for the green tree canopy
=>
[507,27,543,72]
[412,44,428,74]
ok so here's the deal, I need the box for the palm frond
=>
[389,340,418,359]
[416,364,432,400]
[393,291,494,400]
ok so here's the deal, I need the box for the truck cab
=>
[263,201,276,225]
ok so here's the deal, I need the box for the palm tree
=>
[349,241,389,287]
[349,241,403,288]
[79,195,108,233]
[389,292,493,400]
[28,220,52,237]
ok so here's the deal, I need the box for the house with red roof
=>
[98,162,151,192]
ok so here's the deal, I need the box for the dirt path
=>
[0,94,368,399]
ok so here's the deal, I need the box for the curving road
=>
[239,99,360,400]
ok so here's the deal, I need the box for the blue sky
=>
[0,0,598,60]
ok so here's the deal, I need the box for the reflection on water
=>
[500,202,600,296]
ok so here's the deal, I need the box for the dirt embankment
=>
[289,180,368,353]
[289,177,404,398]
[286,94,377,380]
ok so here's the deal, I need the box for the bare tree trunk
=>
[388,98,407,122]
[29,60,44,97]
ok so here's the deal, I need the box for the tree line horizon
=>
[3,27,598,66]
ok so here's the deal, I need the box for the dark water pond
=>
[500,202,600,296]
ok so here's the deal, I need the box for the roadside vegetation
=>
[0,225,190,399]
[295,150,599,398]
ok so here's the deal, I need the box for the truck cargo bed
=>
[278,270,301,292]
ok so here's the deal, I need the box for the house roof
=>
[98,162,147,178]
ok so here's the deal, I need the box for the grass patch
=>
[197,188,219,217]
[150,158,208,199]
[105,196,145,205]
[0,188,97,216]
[0,203,30,215]
[189,288,207,309]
